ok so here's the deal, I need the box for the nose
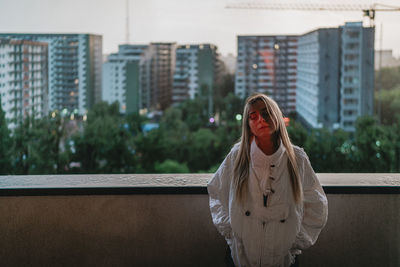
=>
[257,113,266,123]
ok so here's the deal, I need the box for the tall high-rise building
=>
[103,42,219,114]
[296,28,341,130]
[151,43,176,110]
[339,22,374,132]
[102,44,147,114]
[0,39,48,128]
[0,33,102,115]
[296,22,374,132]
[139,45,156,112]
[172,44,219,106]
[235,35,298,115]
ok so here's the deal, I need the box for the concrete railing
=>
[0,174,399,267]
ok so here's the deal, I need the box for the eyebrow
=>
[249,108,267,114]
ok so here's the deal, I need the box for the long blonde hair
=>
[233,93,303,204]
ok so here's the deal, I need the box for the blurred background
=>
[0,0,400,175]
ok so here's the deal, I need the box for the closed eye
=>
[260,111,270,122]
[249,113,258,120]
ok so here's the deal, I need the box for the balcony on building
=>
[0,173,399,267]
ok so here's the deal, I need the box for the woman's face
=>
[248,100,275,138]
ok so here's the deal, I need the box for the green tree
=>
[375,85,400,125]
[134,129,166,173]
[126,112,147,136]
[30,114,68,174]
[154,159,189,173]
[287,120,308,148]
[220,93,244,124]
[10,113,69,175]
[0,102,11,174]
[179,98,210,131]
[187,128,219,172]
[72,101,136,173]
[389,119,400,172]
[11,117,34,174]
[352,116,395,172]
[159,107,190,163]
[303,128,350,173]
[375,66,400,91]
[214,73,235,114]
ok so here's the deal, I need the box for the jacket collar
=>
[250,138,286,183]
[250,138,285,168]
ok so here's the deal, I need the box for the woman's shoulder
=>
[225,142,240,162]
[231,142,241,154]
[213,143,239,175]
[291,145,308,160]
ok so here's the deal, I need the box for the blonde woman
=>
[207,93,328,267]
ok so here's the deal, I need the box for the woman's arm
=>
[293,152,328,250]
[207,150,235,244]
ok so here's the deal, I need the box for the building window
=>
[344,98,358,105]
[344,110,356,116]
[344,88,354,94]
[344,54,359,61]
[343,121,354,126]
[346,31,360,38]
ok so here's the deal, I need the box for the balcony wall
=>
[0,174,399,267]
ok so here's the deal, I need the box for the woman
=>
[207,93,328,267]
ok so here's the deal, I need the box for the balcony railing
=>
[0,173,399,267]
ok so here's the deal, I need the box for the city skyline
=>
[0,0,399,56]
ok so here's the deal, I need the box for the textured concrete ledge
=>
[1,173,399,188]
[0,174,211,188]
[0,173,399,196]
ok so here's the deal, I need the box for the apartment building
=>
[0,39,48,128]
[296,28,341,130]
[104,42,221,114]
[296,22,374,132]
[150,43,176,110]
[339,22,374,131]
[102,44,147,114]
[0,33,102,116]
[172,44,218,106]
[235,35,298,115]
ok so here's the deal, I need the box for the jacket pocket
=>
[230,204,245,238]
[230,231,250,267]
[252,203,289,222]
[258,203,297,265]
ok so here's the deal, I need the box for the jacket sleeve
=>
[293,152,328,250]
[207,150,234,244]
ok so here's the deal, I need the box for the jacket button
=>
[280,219,286,223]
[245,211,251,216]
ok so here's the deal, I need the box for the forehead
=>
[248,99,267,113]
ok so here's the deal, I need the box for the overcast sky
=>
[0,0,399,56]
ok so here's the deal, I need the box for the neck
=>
[255,135,280,156]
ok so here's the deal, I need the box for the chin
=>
[255,132,273,138]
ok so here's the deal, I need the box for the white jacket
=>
[207,141,328,267]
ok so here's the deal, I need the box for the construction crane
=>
[226,1,400,27]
